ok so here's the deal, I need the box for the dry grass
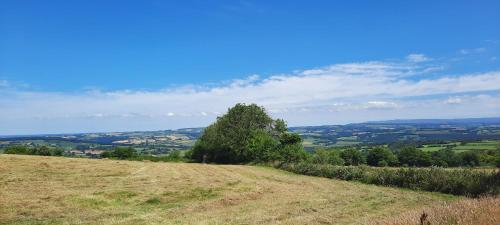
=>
[370,196,500,225]
[0,155,457,225]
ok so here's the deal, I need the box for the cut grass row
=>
[369,196,500,225]
[0,155,457,225]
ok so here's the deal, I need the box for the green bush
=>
[101,147,137,159]
[277,162,500,197]
[431,148,461,167]
[310,148,344,166]
[3,145,63,156]
[460,151,480,167]
[340,148,364,166]
[396,147,432,167]
[367,147,398,167]
[4,145,30,155]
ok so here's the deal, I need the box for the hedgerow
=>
[277,162,500,197]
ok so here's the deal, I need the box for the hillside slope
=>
[0,155,456,225]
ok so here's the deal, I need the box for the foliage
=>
[396,147,432,167]
[276,143,308,163]
[246,130,281,162]
[129,150,188,162]
[459,151,480,167]
[430,148,462,167]
[366,147,398,167]
[190,103,306,164]
[277,162,500,197]
[3,145,63,156]
[101,147,137,159]
[3,145,29,155]
[309,148,344,165]
[340,148,364,166]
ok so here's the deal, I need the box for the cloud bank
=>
[1,55,500,135]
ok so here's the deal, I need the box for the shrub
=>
[310,148,344,165]
[367,147,398,167]
[460,151,480,167]
[278,144,307,163]
[277,163,500,197]
[3,145,63,156]
[396,147,432,167]
[102,147,137,159]
[431,149,457,167]
[340,148,364,166]
[3,145,29,155]
[129,154,188,163]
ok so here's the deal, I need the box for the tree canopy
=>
[190,103,306,164]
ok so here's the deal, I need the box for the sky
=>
[1,0,500,135]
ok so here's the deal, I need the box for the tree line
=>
[2,145,63,156]
[310,146,500,168]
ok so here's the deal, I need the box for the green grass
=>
[418,140,500,152]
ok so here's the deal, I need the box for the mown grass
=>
[0,155,460,225]
[370,196,500,225]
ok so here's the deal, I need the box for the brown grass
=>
[368,196,500,225]
[0,155,458,225]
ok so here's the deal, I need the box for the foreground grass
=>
[370,196,500,225]
[0,155,457,225]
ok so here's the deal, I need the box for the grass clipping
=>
[369,196,500,225]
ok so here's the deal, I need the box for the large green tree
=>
[191,103,305,163]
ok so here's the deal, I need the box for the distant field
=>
[418,140,500,152]
[0,155,457,225]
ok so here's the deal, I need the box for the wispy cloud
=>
[0,80,9,88]
[406,54,430,63]
[444,97,462,104]
[1,56,500,134]
[459,47,486,55]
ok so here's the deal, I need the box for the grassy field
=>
[418,140,500,152]
[0,155,458,225]
[370,196,500,225]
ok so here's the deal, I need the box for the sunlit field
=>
[0,155,457,225]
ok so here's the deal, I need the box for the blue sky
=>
[1,0,500,135]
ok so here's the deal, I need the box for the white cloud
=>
[365,101,398,109]
[1,58,500,134]
[459,47,486,55]
[445,97,462,104]
[406,54,429,63]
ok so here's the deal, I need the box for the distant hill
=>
[289,117,500,149]
[2,117,500,152]
[363,117,500,126]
